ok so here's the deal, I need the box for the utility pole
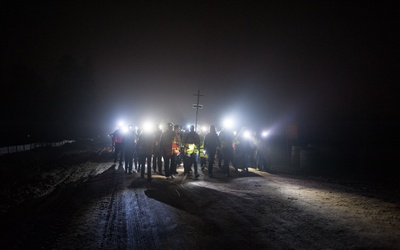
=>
[192,90,204,132]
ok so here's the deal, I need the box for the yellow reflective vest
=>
[184,131,200,154]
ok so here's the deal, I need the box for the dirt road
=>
[1,146,400,249]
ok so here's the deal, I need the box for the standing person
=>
[178,125,185,168]
[122,125,136,174]
[219,127,235,177]
[199,132,208,171]
[111,127,124,165]
[137,128,154,181]
[235,127,253,172]
[217,148,223,170]
[255,131,270,171]
[152,126,163,174]
[134,128,142,172]
[204,125,221,178]
[109,133,115,152]
[160,123,175,179]
[184,125,201,179]
[170,124,182,177]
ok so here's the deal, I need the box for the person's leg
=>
[155,155,162,174]
[224,149,232,176]
[119,151,123,166]
[228,152,234,176]
[128,157,133,173]
[124,155,129,173]
[193,153,199,178]
[171,154,177,176]
[140,155,145,178]
[152,156,157,172]
[164,156,170,178]
[208,152,215,177]
[114,143,120,163]
[134,153,138,170]
[183,155,189,174]
[187,155,193,174]
[147,156,152,181]
[157,156,163,173]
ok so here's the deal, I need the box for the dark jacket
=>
[204,132,220,154]
[122,131,136,157]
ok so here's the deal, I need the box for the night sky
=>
[1,1,398,141]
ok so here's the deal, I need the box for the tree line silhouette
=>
[2,55,99,146]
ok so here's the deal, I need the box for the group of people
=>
[110,123,270,182]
